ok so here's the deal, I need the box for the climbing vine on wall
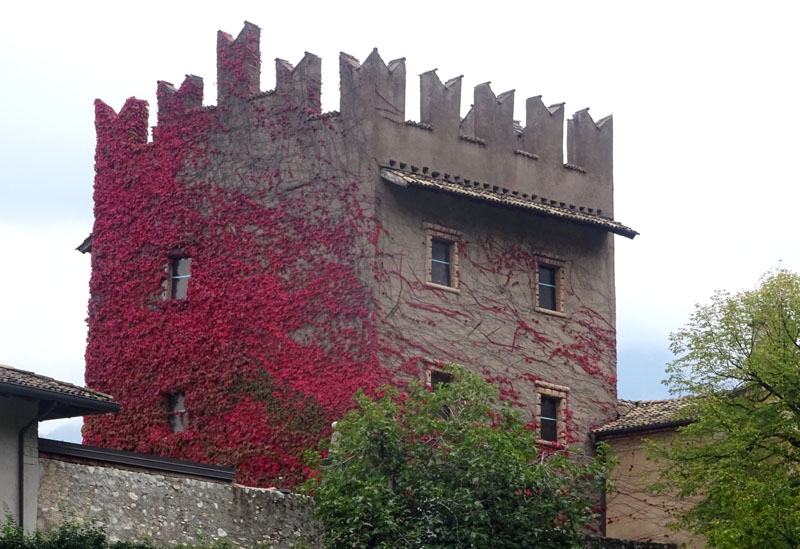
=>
[84,32,619,487]
[85,77,393,486]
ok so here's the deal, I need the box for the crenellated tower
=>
[84,21,636,487]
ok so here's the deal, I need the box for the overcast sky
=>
[2,1,798,441]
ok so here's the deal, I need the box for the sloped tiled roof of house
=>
[0,363,119,418]
[380,166,638,239]
[593,397,691,437]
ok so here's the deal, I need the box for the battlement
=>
[97,21,620,221]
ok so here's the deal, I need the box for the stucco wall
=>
[605,430,705,548]
[0,396,39,532]
[37,457,320,548]
[374,180,617,447]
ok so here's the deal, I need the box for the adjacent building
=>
[595,398,704,547]
[0,363,118,531]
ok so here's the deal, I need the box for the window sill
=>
[425,282,461,294]
[534,306,565,318]
[537,439,564,449]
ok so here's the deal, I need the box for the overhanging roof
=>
[381,167,638,239]
[593,397,691,438]
[0,364,119,419]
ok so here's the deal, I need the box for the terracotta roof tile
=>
[594,398,691,436]
[381,166,638,239]
[0,363,115,405]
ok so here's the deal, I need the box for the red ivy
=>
[84,48,618,487]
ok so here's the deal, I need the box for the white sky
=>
[2,1,798,439]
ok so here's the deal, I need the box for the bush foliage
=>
[0,518,244,549]
[303,366,611,548]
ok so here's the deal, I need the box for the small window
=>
[540,396,559,442]
[170,257,191,299]
[431,239,452,287]
[424,224,461,291]
[167,392,188,432]
[538,266,557,310]
[534,257,565,314]
[535,381,569,445]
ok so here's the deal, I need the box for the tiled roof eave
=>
[592,397,693,436]
[593,418,693,439]
[0,364,118,419]
[0,382,120,419]
[380,167,638,239]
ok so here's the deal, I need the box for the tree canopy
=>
[656,269,800,547]
[303,366,609,548]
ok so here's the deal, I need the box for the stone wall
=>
[34,454,679,548]
[37,457,320,548]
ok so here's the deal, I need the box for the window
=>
[534,257,565,314]
[535,381,569,445]
[429,369,454,419]
[540,396,559,442]
[169,257,191,299]
[431,239,452,286]
[538,266,557,310]
[167,392,188,432]
[425,223,461,291]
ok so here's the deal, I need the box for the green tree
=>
[655,269,800,547]
[303,366,609,548]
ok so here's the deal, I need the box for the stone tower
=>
[83,21,636,486]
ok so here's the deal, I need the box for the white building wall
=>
[0,396,39,532]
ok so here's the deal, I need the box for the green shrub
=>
[303,366,612,548]
[0,518,254,549]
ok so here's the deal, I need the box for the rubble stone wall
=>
[37,457,320,548]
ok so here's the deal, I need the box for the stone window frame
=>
[424,223,461,293]
[534,380,569,447]
[534,255,566,317]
